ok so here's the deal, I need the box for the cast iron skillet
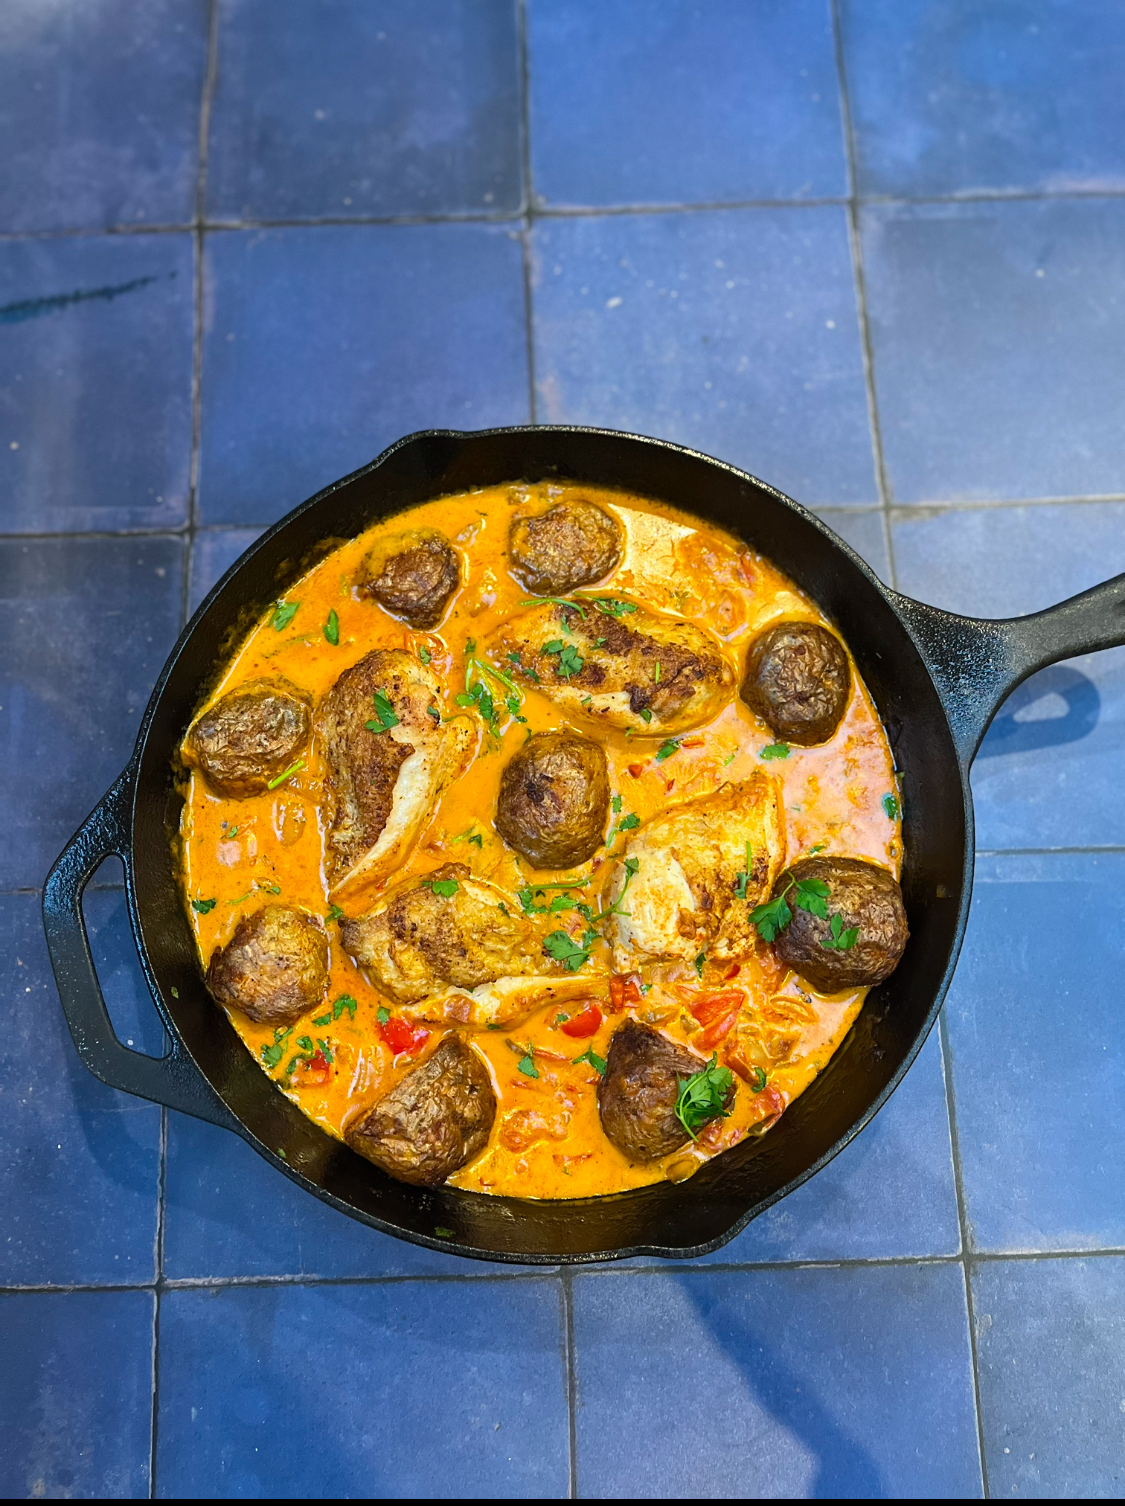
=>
[43,427,1125,1264]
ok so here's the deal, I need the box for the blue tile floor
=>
[3,1,1124,1496]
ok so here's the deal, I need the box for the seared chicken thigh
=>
[608,775,785,969]
[341,863,605,1027]
[316,650,473,894]
[489,597,733,736]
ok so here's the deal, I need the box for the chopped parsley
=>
[638,708,653,724]
[190,897,216,914]
[517,1044,539,1078]
[544,928,599,971]
[808,843,827,856]
[427,704,441,722]
[694,951,706,978]
[542,640,584,680]
[614,811,640,841]
[592,598,638,618]
[434,1226,454,1239]
[418,645,432,664]
[325,904,344,922]
[674,1054,734,1139]
[723,751,737,766]
[882,793,900,820]
[452,827,483,848]
[426,877,459,898]
[170,986,179,999]
[323,608,339,646]
[365,689,400,734]
[750,1066,768,1092]
[267,756,305,789]
[271,599,299,631]
[821,912,859,952]
[655,738,679,763]
[611,794,623,814]
[760,742,790,761]
[314,994,357,1026]
[521,596,587,617]
[750,874,831,942]
[376,1006,391,1025]
[455,677,499,735]
[508,649,540,685]
[733,841,753,900]
[572,1046,607,1075]
[260,1027,292,1068]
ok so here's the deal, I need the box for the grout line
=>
[937,1010,992,1498]
[889,493,1125,514]
[148,1107,168,1500]
[561,1273,578,1498]
[189,0,221,556]
[516,0,538,425]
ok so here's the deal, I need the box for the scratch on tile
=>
[0,275,161,325]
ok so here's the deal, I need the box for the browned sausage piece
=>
[346,1035,497,1186]
[741,621,851,746]
[509,498,623,596]
[495,730,610,869]
[598,1020,732,1163]
[206,905,329,1025]
[184,678,311,798]
[359,527,460,628]
[772,856,908,993]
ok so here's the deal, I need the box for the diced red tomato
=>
[698,1009,739,1048]
[689,989,744,1026]
[723,963,741,980]
[302,1051,331,1086]
[608,973,643,1012]
[378,1017,430,1056]
[560,1004,602,1038]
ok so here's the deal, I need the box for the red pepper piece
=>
[698,1009,740,1048]
[379,1016,430,1056]
[627,762,646,778]
[560,1004,602,1039]
[608,973,644,1012]
[303,1050,331,1086]
[689,989,744,1025]
[724,963,741,980]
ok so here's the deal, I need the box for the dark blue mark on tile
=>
[197,222,529,526]
[207,0,522,223]
[0,896,161,1286]
[572,1265,981,1497]
[156,1281,569,1497]
[892,501,1125,849]
[973,1256,1125,1497]
[0,536,183,890]
[842,0,1125,198]
[0,1290,154,1498]
[946,853,1125,1252]
[162,1111,536,1280]
[527,0,846,207]
[863,199,1125,504]
[0,234,193,532]
[190,529,264,612]
[699,1031,959,1263]
[0,0,206,233]
[532,208,876,507]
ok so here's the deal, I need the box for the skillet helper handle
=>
[42,771,236,1130]
[892,571,1125,768]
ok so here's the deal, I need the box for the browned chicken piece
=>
[346,1035,496,1186]
[495,729,610,868]
[770,856,908,993]
[598,1021,733,1162]
[316,649,473,893]
[183,678,311,798]
[206,905,328,1025]
[508,497,623,596]
[741,620,851,745]
[608,775,785,970]
[489,597,733,736]
[358,527,460,628]
[340,862,606,1028]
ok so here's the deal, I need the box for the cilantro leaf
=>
[323,608,339,645]
[522,596,587,617]
[882,793,900,820]
[572,1046,607,1075]
[426,877,459,898]
[750,891,793,943]
[376,1006,390,1024]
[517,1044,539,1078]
[760,742,790,760]
[191,897,216,915]
[592,598,638,618]
[733,842,753,901]
[793,877,830,919]
[325,904,344,922]
[638,708,653,724]
[674,1054,734,1139]
[655,739,680,763]
[694,951,706,978]
[821,912,860,952]
[418,645,432,664]
[611,794,623,814]
[365,689,400,734]
[541,640,584,679]
[272,599,298,631]
[751,1066,768,1092]
[544,929,596,971]
[615,811,640,839]
[260,1028,292,1069]
[333,995,357,1021]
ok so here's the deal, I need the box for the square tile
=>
[945,853,1125,1253]
[973,1256,1125,1498]
[163,1112,532,1280]
[863,199,1125,503]
[198,222,529,525]
[700,1030,959,1264]
[572,1264,981,1497]
[0,0,206,233]
[527,0,846,207]
[814,507,891,581]
[156,1280,569,1497]
[0,1291,154,1498]
[207,0,521,222]
[0,234,194,532]
[842,0,1125,199]
[532,207,877,507]
[0,895,161,1286]
[189,528,263,612]
[892,501,1125,850]
[0,536,183,891]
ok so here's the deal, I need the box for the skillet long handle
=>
[890,571,1125,768]
[42,770,237,1130]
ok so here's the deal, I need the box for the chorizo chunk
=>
[509,498,623,596]
[359,527,460,628]
[495,730,609,869]
[184,678,310,798]
[346,1035,496,1186]
[771,856,908,993]
[206,905,328,1025]
[598,1021,731,1163]
[741,621,851,746]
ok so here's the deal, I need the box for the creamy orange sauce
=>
[178,483,901,1198]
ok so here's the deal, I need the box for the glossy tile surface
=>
[188,527,263,612]
[0,233,194,532]
[156,1281,569,1497]
[0,1291,154,1498]
[207,0,521,222]
[0,0,206,233]
[198,222,529,524]
[532,207,877,506]
[843,0,1125,198]
[528,0,846,207]
[572,1265,981,1497]
[863,198,1125,504]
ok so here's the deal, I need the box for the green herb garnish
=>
[674,1054,734,1140]
[508,649,541,685]
[592,598,638,618]
[655,738,679,763]
[544,928,598,971]
[882,793,900,820]
[639,708,653,724]
[323,608,339,645]
[694,952,706,978]
[723,751,736,766]
[750,874,831,941]
[426,877,459,898]
[615,811,640,840]
[434,1226,454,1238]
[326,904,344,922]
[517,1044,539,1078]
[572,1046,607,1075]
[522,596,587,617]
[418,646,432,664]
[191,897,216,914]
[611,794,623,814]
[733,841,753,901]
[821,912,859,952]
[272,599,299,631]
[267,757,305,790]
[260,1027,292,1068]
[760,743,790,761]
[751,1066,767,1092]
[365,689,400,734]
[376,1006,390,1025]
[542,640,584,680]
